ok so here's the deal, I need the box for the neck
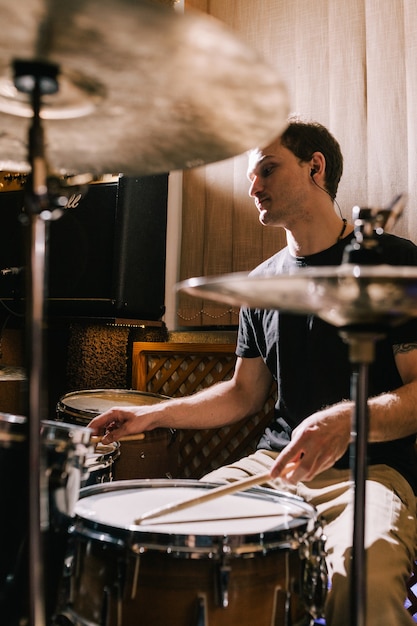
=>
[287,217,352,257]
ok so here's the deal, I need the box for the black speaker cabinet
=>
[0,174,168,320]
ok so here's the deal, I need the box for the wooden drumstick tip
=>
[134,470,272,525]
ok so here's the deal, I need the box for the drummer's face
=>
[247,139,310,227]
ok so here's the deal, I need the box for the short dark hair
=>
[281,120,343,199]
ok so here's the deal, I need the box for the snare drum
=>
[61,480,327,626]
[56,389,178,480]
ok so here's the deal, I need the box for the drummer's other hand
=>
[270,405,351,483]
[88,409,130,443]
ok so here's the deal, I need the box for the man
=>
[89,120,417,625]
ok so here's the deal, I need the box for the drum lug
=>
[299,528,328,621]
[101,586,111,626]
[196,595,207,626]
[168,428,177,444]
[216,560,231,608]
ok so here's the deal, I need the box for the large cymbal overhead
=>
[178,265,417,328]
[0,0,289,176]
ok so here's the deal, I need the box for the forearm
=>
[320,382,417,444]
[90,356,273,441]
[367,381,417,442]
[146,378,260,430]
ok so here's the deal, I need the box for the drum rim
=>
[72,479,318,557]
[41,419,92,446]
[56,388,170,417]
[0,412,27,444]
[0,412,26,425]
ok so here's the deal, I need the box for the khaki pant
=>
[203,450,417,626]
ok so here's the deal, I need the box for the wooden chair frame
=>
[132,341,276,478]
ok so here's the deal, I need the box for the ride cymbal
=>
[0,0,289,176]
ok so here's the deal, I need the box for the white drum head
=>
[74,480,316,553]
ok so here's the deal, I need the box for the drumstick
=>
[143,512,289,526]
[90,433,146,444]
[135,470,272,524]
[119,433,146,442]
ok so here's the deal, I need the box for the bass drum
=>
[60,479,327,626]
[56,389,179,480]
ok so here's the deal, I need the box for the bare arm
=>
[271,342,417,483]
[366,342,417,441]
[89,356,273,443]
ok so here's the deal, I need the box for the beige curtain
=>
[177,0,417,327]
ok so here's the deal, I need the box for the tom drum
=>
[56,389,178,480]
[60,479,327,626]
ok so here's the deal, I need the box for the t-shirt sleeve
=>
[236,307,261,358]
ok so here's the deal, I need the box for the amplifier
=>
[0,174,168,320]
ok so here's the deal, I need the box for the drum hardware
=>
[41,421,93,524]
[217,560,232,608]
[177,195,412,626]
[193,558,233,622]
[299,530,328,621]
[82,441,121,487]
[13,56,67,626]
[196,595,207,626]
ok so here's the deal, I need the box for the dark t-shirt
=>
[236,232,417,492]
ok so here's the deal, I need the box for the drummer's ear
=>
[309,152,325,180]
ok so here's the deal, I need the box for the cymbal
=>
[0,0,289,176]
[0,364,26,381]
[177,265,417,328]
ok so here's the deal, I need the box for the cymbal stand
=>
[339,198,404,626]
[13,60,62,626]
[339,329,385,626]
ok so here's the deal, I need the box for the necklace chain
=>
[338,218,347,241]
